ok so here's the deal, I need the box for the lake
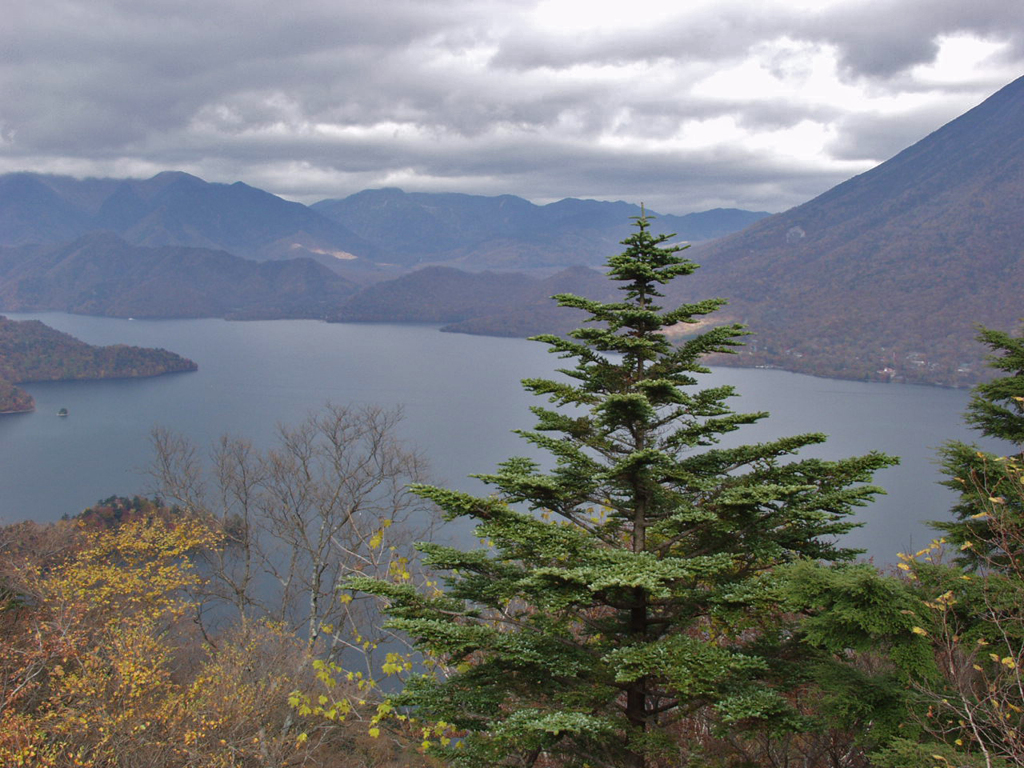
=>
[0,312,1000,562]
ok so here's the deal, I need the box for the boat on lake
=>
[57,408,68,417]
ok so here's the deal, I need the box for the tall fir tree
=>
[351,214,895,768]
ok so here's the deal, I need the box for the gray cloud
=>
[1,0,1022,214]
[801,0,1023,78]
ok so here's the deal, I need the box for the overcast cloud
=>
[1,0,1022,213]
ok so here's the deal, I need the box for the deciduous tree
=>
[150,404,435,677]
[0,512,435,768]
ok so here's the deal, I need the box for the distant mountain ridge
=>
[0,171,767,271]
[313,188,768,268]
[0,171,379,268]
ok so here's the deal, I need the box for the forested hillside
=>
[674,73,1024,386]
[0,315,196,412]
[0,233,358,320]
[330,264,617,336]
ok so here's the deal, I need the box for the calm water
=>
[0,313,1000,562]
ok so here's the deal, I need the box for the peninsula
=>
[0,316,197,413]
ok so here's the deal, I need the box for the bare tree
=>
[149,404,436,669]
[151,428,267,628]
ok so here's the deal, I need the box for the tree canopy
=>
[936,325,1024,566]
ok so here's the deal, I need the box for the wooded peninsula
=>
[0,315,197,413]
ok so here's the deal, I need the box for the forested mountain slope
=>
[675,74,1024,385]
[330,265,617,336]
[0,233,358,320]
[313,188,767,268]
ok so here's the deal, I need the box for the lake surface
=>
[0,313,1001,562]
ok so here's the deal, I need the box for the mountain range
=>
[0,171,766,272]
[0,171,379,268]
[313,189,767,268]
[2,74,1024,387]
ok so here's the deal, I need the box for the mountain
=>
[0,171,380,266]
[331,266,539,324]
[667,74,1024,386]
[339,71,1024,388]
[312,188,769,268]
[0,315,197,413]
[0,173,95,246]
[0,233,359,320]
[0,172,765,272]
[330,264,617,336]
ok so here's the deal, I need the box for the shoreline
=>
[3,310,981,390]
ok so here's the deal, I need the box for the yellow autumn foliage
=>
[1,514,436,768]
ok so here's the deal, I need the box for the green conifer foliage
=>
[965,327,1024,444]
[936,325,1024,566]
[796,329,1024,767]
[350,215,895,768]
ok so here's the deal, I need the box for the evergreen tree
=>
[964,327,1024,444]
[785,326,1024,768]
[936,325,1024,566]
[351,214,895,768]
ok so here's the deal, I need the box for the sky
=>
[2,0,1023,215]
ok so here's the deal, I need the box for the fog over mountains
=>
[1,74,1024,386]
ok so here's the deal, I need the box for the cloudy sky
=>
[2,0,1022,214]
